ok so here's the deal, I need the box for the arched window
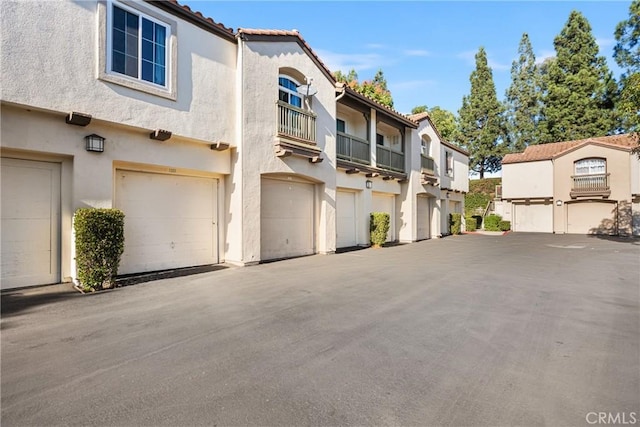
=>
[575,158,606,175]
[421,135,431,156]
[278,76,302,108]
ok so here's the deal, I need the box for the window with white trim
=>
[445,151,454,177]
[278,76,302,108]
[421,135,431,156]
[575,158,606,175]
[108,1,170,87]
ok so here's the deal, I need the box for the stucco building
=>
[502,135,640,236]
[0,0,468,290]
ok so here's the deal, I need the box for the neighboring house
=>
[502,135,640,236]
[0,0,469,290]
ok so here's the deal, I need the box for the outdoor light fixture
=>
[66,112,92,126]
[150,129,172,141]
[85,134,105,152]
[365,180,373,189]
[556,200,563,206]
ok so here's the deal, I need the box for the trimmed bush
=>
[370,212,390,247]
[499,220,511,232]
[449,213,462,235]
[74,208,125,292]
[484,214,502,231]
[465,216,477,232]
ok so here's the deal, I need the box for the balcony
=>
[570,173,611,198]
[337,132,370,165]
[421,155,435,175]
[376,146,404,173]
[277,100,316,144]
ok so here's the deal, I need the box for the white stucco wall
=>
[502,161,553,199]
[228,39,337,264]
[1,0,236,145]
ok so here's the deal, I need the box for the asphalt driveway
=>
[1,233,639,426]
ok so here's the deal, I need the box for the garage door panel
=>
[1,158,60,289]
[568,202,616,235]
[261,179,314,260]
[514,203,552,233]
[417,196,430,240]
[116,171,218,275]
[337,191,357,248]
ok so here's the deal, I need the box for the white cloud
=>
[488,59,510,71]
[535,49,555,65]
[404,49,431,57]
[390,80,436,91]
[365,43,387,50]
[596,37,614,49]
[315,49,384,73]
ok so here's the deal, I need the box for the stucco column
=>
[369,108,377,167]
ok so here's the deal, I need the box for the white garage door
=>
[1,158,60,289]
[372,192,395,242]
[567,202,616,235]
[417,195,431,240]
[336,190,357,248]
[514,203,553,233]
[115,170,218,275]
[261,178,315,260]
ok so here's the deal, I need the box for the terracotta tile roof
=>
[407,112,430,122]
[502,134,637,164]
[152,0,235,40]
[407,112,469,156]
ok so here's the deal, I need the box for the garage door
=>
[336,190,357,248]
[115,170,218,275]
[1,158,60,289]
[417,195,431,240]
[514,203,553,233]
[567,201,616,234]
[372,192,395,242]
[261,178,314,260]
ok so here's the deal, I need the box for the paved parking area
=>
[2,233,639,426]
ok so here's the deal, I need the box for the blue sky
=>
[185,1,632,115]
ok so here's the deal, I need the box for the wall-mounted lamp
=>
[556,200,563,206]
[66,112,92,126]
[150,129,172,141]
[365,180,373,189]
[85,134,105,152]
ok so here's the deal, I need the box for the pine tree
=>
[541,10,617,142]
[458,47,505,178]
[505,33,543,152]
[614,0,640,134]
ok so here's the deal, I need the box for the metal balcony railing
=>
[277,100,316,144]
[376,146,404,173]
[571,173,610,192]
[421,155,435,175]
[337,131,370,165]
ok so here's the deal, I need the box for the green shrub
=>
[499,220,511,232]
[484,214,502,231]
[449,213,462,235]
[472,215,483,229]
[465,216,477,232]
[464,192,490,215]
[74,208,125,292]
[370,212,390,246]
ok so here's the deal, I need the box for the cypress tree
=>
[541,10,617,142]
[505,33,544,152]
[614,0,640,133]
[458,47,505,178]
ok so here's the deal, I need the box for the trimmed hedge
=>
[74,208,125,292]
[484,214,502,231]
[465,216,477,232]
[370,212,390,247]
[449,213,462,235]
[499,220,511,232]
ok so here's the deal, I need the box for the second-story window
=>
[446,151,454,177]
[421,136,431,157]
[278,77,302,108]
[109,2,169,87]
[337,119,346,133]
[575,158,605,175]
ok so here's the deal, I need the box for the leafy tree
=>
[614,0,640,134]
[333,68,394,108]
[410,105,459,142]
[541,10,617,142]
[458,47,506,178]
[505,33,544,152]
[411,105,428,114]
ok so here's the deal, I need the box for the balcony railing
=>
[277,100,316,144]
[571,173,611,197]
[376,146,404,173]
[337,131,370,165]
[421,155,435,175]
